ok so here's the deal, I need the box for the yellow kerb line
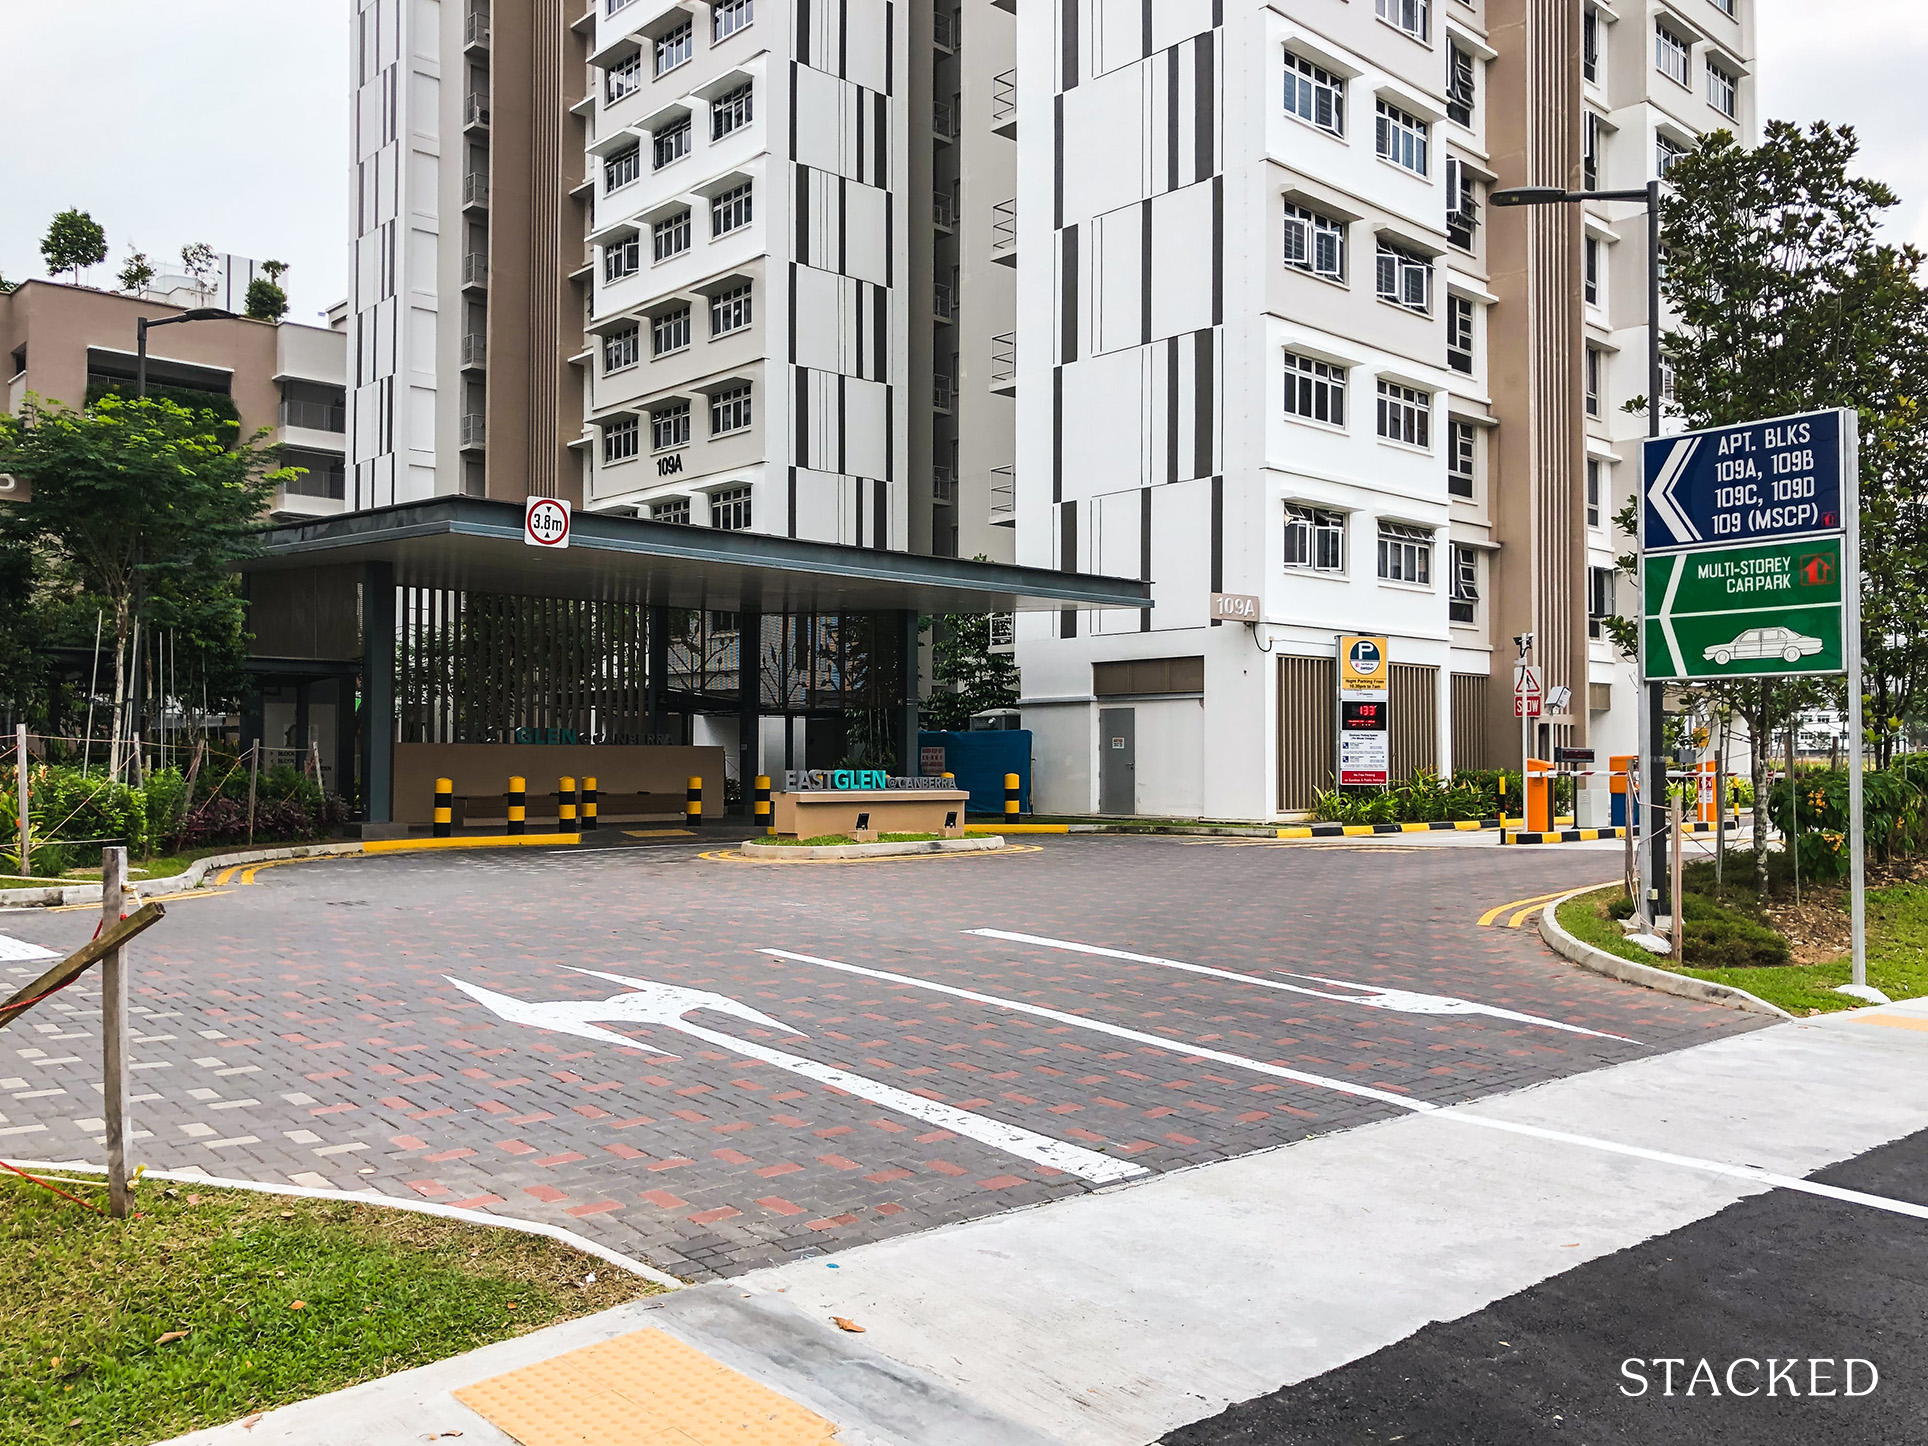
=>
[1477,889,1576,927]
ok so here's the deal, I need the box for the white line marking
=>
[964,929,1640,1044]
[1660,552,1687,679]
[1647,436,1702,543]
[450,972,1145,1185]
[760,948,1435,1111]
[0,934,57,963]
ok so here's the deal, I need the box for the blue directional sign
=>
[1642,409,1847,555]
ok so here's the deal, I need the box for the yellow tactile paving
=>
[1858,1013,1928,1034]
[453,1328,841,1446]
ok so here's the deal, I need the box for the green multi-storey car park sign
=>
[1643,537,1844,681]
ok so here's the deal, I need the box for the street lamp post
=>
[1493,181,1668,926]
[135,307,236,398]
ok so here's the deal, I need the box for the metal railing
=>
[989,465,1016,524]
[932,464,956,503]
[465,94,490,129]
[459,413,487,449]
[991,331,1017,387]
[465,11,490,47]
[464,173,489,207]
[932,190,957,229]
[462,250,489,287]
[934,280,956,321]
[461,333,488,368]
[933,374,955,412]
[933,100,957,141]
[991,198,1017,261]
[279,398,346,433]
[934,10,958,50]
[992,69,1017,133]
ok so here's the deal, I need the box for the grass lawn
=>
[0,1174,662,1446]
[1557,884,1928,1016]
[761,831,949,846]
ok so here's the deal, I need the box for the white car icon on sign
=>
[1703,627,1824,666]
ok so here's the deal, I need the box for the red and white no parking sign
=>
[524,496,571,549]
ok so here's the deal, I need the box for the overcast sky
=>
[0,0,1923,324]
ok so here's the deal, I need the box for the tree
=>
[179,242,218,300]
[244,276,288,322]
[0,394,291,779]
[920,610,1019,731]
[117,248,155,294]
[260,259,290,283]
[1625,120,1928,888]
[40,209,107,283]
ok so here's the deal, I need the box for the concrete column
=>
[647,603,670,744]
[332,673,356,800]
[362,562,396,823]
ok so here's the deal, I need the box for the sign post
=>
[1338,636,1391,788]
[1641,408,1866,990]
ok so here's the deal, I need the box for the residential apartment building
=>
[1011,0,1754,820]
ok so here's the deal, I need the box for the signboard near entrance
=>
[1642,536,1845,681]
[1642,409,1844,553]
[1514,664,1543,719]
[1337,635,1390,786]
[525,496,572,548]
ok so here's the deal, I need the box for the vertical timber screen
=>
[1451,672,1490,772]
[1277,655,1336,812]
[1388,663,1439,781]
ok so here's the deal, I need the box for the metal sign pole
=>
[102,845,132,1218]
[1844,411,1868,990]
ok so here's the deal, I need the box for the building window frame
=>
[1447,294,1475,374]
[653,116,692,170]
[1376,241,1433,313]
[1377,521,1435,585]
[653,209,692,263]
[1445,156,1478,250]
[1583,110,1603,190]
[1283,351,1346,428]
[1657,132,1688,178]
[1284,503,1347,573]
[603,324,640,374]
[711,81,753,140]
[1589,565,1618,638]
[1585,236,1601,307]
[1374,0,1429,44]
[651,400,691,452]
[1446,44,1475,126]
[1582,7,1600,85]
[654,17,694,77]
[605,52,642,104]
[652,305,692,357]
[710,282,753,335]
[1375,99,1430,177]
[1376,379,1431,449]
[1283,51,1345,137]
[604,143,641,193]
[709,384,753,436]
[603,415,640,464]
[711,181,753,236]
[1655,21,1690,87]
[1586,457,1604,528]
[1448,419,1476,498]
[1585,345,1604,418]
[653,496,691,524]
[712,0,753,43]
[1283,202,1346,281]
[710,484,753,530]
[1449,544,1479,624]
[603,235,641,283]
[1707,57,1738,119]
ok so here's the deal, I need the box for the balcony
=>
[933,373,955,413]
[462,250,489,289]
[463,173,489,209]
[933,100,957,144]
[932,464,956,504]
[992,70,1017,138]
[989,465,1016,526]
[461,333,488,369]
[991,199,1017,267]
[464,11,490,49]
[934,10,958,51]
[934,280,956,323]
[990,331,1016,394]
[933,190,956,231]
[459,413,487,449]
[279,398,346,433]
[464,94,490,131]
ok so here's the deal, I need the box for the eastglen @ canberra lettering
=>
[780,770,956,791]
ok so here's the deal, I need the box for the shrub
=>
[143,766,189,845]
[1311,788,1399,825]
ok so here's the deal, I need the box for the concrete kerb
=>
[1537,886,1793,1021]
[0,841,365,909]
[1,1157,686,1288]
[738,836,1006,861]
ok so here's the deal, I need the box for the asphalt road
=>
[0,833,1759,1280]
[1162,1122,1928,1446]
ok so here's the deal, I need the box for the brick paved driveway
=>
[0,836,1760,1280]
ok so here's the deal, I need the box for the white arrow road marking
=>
[964,929,1641,1044]
[1646,436,1702,544]
[1658,553,1688,677]
[449,970,1146,1185]
[760,948,1436,1110]
[0,933,58,963]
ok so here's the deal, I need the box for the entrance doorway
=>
[1099,707,1136,816]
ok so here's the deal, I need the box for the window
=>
[1585,237,1600,306]
[1585,346,1603,417]
[652,306,691,356]
[1283,351,1346,427]
[1450,545,1479,624]
[653,497,691,524]
[603,416,639,464]
[1448,419,1475,497]
[1377,522,1434,584]
[1445,156,1477,250]
[654,17,692,76]
[1376,242,1432,312]
[1283,52,1345,136]
[1661,358,1677,403]
[1376,380,1431,447]
[710,282,753,335]
[605,143,641,192]
[1582,8,1599,84]
[711,182,752,236]
[1707,58,1737,119]
[713,0,753,42]
[1284,504,1346,572]
[1447,294,1474,374]
[603,234,641,282]
[1283,203,1346,281]
[1588,566,1617,638]
[653,208,691,262]
[606,52,642,103]
[1376,100,1429,175]
[1583,111,1602,190]
[652,401,691,451]
[1375,0,1428,42]
[1655,23,1689,86]
[603,324,640,373]
[710,485,753,530]
[1712,0,1735,13]
[1586,457,1603,527]
[1447,45,1474,126]
[1657,132,1687,177]
[709,384,752,435]
[607,0,635,13]
[711,82,753,140]
[653,117,691,169]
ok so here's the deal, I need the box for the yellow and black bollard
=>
[506,776,526,836]
[433,777,453,838]
[558,776,579,833]
[1004,772,1020,821]
[581,776,599,832]
[685,776,703,826]
[754,775,772,833]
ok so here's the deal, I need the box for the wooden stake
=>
[247,739,261,845]
[1670,791,1685,968]
[102,845,131,1218]
[13,723,27,879]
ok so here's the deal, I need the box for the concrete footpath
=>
[162,1000,1928,1446]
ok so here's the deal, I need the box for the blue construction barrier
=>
[918,730,1031,816]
